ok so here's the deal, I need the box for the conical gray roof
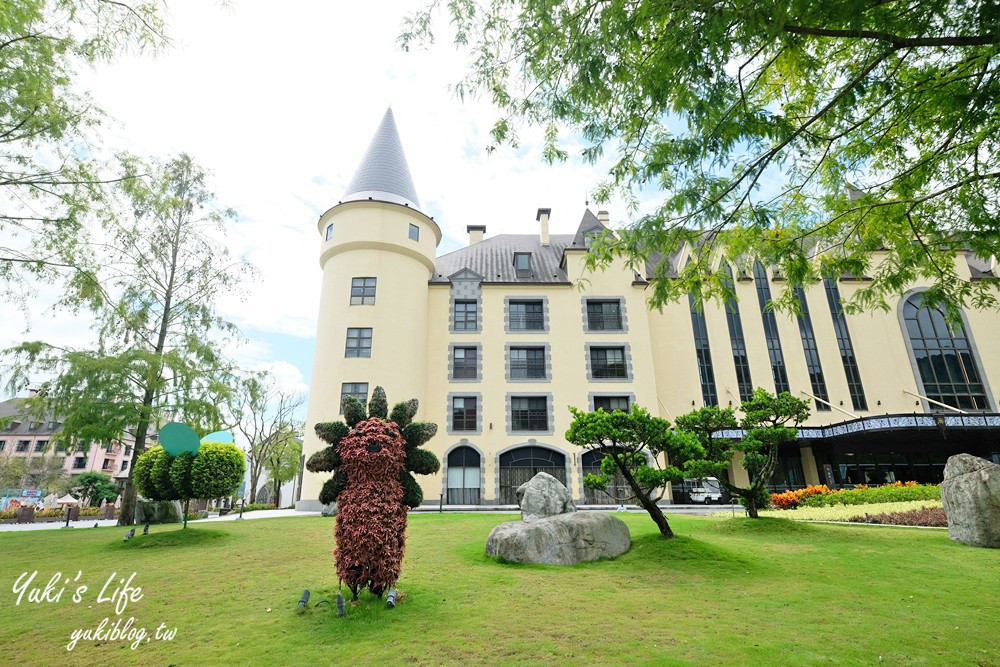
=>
[342,108,421,210]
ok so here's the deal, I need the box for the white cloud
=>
[3,1,658,394]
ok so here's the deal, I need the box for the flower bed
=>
[770,481,940,509]
[758,499,944,523]
[848,505,947,527]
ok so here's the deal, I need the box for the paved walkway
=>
[0,503,737,532]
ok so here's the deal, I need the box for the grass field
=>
[1,513,997,666]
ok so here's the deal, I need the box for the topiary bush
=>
[309,386,440,600]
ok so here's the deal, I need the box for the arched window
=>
[445,446,481,505]
[498,446,566,504]
[580,448,644,504]
[903,293,990,411]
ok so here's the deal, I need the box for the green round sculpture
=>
[159,422,201,456]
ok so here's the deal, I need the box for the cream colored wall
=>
[302,205,1000,506]
[300,202,440,504]
[418,251,666,504]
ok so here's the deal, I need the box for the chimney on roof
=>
[467,225,485,245]
[536,208,551,247]
[597,210,610,226]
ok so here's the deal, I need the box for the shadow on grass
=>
[705,516,819,536]
[111,527,231,550]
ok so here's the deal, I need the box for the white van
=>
[688,477,724,504]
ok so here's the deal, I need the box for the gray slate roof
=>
[0,399,60,436]
[431,234,575,284]
[343,108,421,210]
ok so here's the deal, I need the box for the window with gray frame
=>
[509,300,544,330]
[510,347,546,379]
[340,382,369,414]
[454,300,478,331]
[511,397,548,431]
[350,277,376,305]
[408,223,419,241]
[446,446,481,504]
[451,396,478,431]
[16,440,28,452]
[345,328,372,357]
[594,396,630,412]
[589,347,627,379]
[586,299,623,330]
[452,347,478,379]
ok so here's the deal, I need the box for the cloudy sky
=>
[3,1,654,401]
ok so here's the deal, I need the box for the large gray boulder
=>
[516,472,575,521]
[134,498,183,525]
[485,512,631,565]
[941,454,1000,548]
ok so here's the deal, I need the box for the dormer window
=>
[583,226,603,249]
[514,252,532,278]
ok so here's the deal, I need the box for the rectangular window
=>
[594,396,630,413]
[590,347,627,379]
[102,458,113,471]
[73,457,86,469]
[105,444,115,453]
[514,252,532,278]
[345,328,373,357]
[409,223,419,241]
[452,347,478,379]
[121,460,129,471]
[46,421,55,429]
[511,397,548,431]
[0,441,5,451]
[510,347,546,379]
[454,300,478,331]
[325,224,334,240]
[586,300,623,330]
[350,277,377,305]
[340,383,369,414]
[34,441,45,452]
[125,445,132,456]
[509,300,544,330]
[451,396,478,432]
[16,440,29,452]
[722,265,754,402]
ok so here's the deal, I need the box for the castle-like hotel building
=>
[297,110,1000,510]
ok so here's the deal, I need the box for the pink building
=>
[0,399,135,491]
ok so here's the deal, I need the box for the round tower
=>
[298,109,440,509]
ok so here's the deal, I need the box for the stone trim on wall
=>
[504,342,552,383]
[449,271,483,333]
[446,392,484,436]
[584,342,634,382]
[504,295,550,333]
[505,392,555,436]
[440,439,487,505]
[448,343,483,382]
[581,296,629,333]
[587,392,638,411]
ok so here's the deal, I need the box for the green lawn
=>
[1,513,997,666]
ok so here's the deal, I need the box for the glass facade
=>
[753,262,790,394]
[823,278,867,411]
[722,265,753,402]
[688,293,718,406]
[793,286,829,410]
[903,293,989,410]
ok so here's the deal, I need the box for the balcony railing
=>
[512,410,548,430]
[510,360,546,379]
[587,313,623,330]
[509,312,545,330]
[592,363,627,379]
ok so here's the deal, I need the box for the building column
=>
[800,446,821,485]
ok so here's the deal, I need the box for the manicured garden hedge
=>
[771,481,940,509]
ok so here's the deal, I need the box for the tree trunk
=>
[273,478,280,508]
[614,454,674,538]
[249,468,259,504]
